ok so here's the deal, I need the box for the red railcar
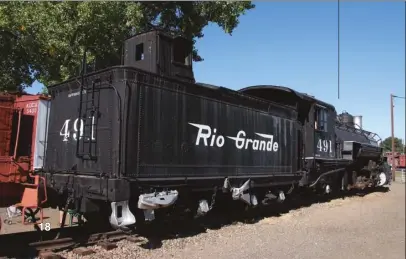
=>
[399,154,406,168]
[0,92,50,206]
[384,152,406,169]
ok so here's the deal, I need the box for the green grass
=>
[395,171,405,182]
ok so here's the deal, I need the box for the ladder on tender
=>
[77,79,100,160]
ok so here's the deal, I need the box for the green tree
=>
[41,86,49,95]
[0,1,254,91]
[380,137,405,153]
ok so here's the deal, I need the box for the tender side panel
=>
[127,78,299,179]
[45,80,116,176]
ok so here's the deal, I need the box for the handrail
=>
[335,120,381,143]
[28,173,48,205]
[13,109,22,160]
[40,176,48,204]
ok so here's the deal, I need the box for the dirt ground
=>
[0,207,68,234]
[60,182,405,259]
[1,183,404,259]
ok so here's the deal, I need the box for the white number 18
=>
[39,222,51,231]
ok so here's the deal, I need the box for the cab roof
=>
[239,85,336,111]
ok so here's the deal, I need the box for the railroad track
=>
[0,225,137,259]
[0,186,389,259]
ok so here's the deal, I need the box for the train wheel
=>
[377,172,387,186]
[341,171,349,192]
[83,203,113,231]
[351,171,357,186]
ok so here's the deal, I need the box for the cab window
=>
[314,107,328,132]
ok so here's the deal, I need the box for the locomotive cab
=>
[295,92,337,162]
[312,104,336,159]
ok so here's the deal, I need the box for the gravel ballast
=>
[59,183,405,259]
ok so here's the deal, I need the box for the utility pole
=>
[390,94,395,182]
[390,94,406,182]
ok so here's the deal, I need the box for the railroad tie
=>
[126,236,142,243]
[38,251,64,259]
[99,241,118,251]
[72,247,95,256]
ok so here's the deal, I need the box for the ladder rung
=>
[78,90,98,162]
[84,108,98,112]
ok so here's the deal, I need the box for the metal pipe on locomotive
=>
[37,29,390,230]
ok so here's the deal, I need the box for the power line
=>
[337,0,340,100]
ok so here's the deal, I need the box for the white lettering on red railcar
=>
[25,102,37,114]
[188,122,279,152]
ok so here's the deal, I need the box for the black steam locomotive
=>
[41,29,389,229]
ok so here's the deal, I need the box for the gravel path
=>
[60,183,405,259]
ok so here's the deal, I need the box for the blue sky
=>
[27,2,405,141]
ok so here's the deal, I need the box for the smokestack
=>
[353,115,363,129]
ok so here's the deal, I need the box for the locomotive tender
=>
[41,29,389,229]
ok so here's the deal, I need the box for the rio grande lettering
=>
[188,122,279,152]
